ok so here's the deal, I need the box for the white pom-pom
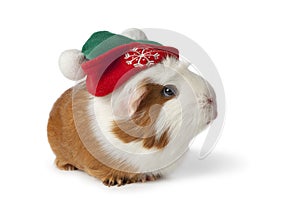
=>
[121,28,148,40]
[58,49,86,81]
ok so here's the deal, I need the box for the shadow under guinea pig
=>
[169,149,245,180]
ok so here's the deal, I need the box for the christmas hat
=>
[59,30,179,96]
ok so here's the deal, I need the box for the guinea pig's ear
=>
[162,57,190,70]
[178,59,190,70]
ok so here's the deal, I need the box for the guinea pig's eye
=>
[161,85,177,97]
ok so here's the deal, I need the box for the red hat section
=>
[81,42,179,96]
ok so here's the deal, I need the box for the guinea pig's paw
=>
[101,173,160,186]
[138,173,161,182]
[102,175,131,187]
[146,173,161,182]
[55,158,77,171]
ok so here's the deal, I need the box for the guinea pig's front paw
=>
[103,175,131,187]
[102,173,161,187]
[138,173,161,183]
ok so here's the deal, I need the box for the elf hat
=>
[59,30,179,97]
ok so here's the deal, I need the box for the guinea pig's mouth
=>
[206,106,218,125]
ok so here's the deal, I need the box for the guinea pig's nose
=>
[203,95,214,105]
[207,97,213,105]
[198,96,215,107]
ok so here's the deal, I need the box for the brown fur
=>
[111,81,173,149]
[47,85,160,186]
[112,122,170,149]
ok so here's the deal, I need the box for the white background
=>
[0,0,299,199]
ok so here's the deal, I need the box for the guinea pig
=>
[47,30,217,186]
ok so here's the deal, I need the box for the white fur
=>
[86,57,217,174]
[121,28,148,40]
[59,49,86,81]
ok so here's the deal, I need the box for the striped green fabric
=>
[81,31,161,60]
